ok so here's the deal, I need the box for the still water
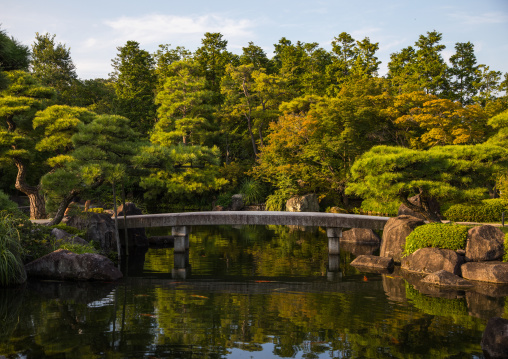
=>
[0,225,500,358]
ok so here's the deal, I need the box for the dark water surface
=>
[0,225,500,358]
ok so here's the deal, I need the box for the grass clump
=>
[0,212,27,286]
[443,198,508,223]
[404,222,468,257]
[58,243,97,254]
[239,178,266,205]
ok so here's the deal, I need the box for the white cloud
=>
[450,12,508,25]
[102,13,255,46]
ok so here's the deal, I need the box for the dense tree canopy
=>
[0,26,507,218]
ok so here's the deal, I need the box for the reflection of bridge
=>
[118,211,390,279]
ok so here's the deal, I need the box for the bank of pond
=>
[1,223,508,358]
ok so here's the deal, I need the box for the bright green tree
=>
[154,59,215,146]
[0,71,55,218]
[110,40,157,136]
[0,27,30,90]
[346,144,508,222]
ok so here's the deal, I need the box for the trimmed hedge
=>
[404,222,468,256]
[443,198,508,223]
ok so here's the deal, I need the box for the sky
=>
[1,0,508,80]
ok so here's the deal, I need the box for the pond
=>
[0,225,499,358]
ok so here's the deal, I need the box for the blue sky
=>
[2,0,508,80]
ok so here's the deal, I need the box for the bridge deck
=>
[117,211,389,230]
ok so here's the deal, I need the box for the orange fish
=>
[191,295,209,299]
[255,280,275,283]
[363,276,368,282]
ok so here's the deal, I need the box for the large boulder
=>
[397,194,441,220]
[286,194,319,212]
[231,194,244,211]
[341,228,380,244]
[462,261,508,284]
[51,228,88,246]
[421,270,473,288]
[401,248,464,276]
[66,213,116,253]
[481,317,508,359]
[340,241,379,256]
[116,202,148,248]
[25,249,123,281]
[465,225,504,262]
[380,215,425,263]
[350,255,394,271]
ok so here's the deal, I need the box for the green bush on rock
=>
[443,198,508,223]
[404,222,468,256]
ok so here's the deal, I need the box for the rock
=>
[397,194,441,220]
[231,194,244,211]
[350,255,394,270]
[116,202,148,248]
[421,270,473,288]
[462,261,508,283]
[50,228,88,246]
[380,215,425,263]
[382,268,407,302]
[481,317,508,359]
[466,225,504,262]
[340,241,379,256]
[401,248,464,275]
[67,213,116,253]
[286,194,319,212]
[25,249,122,281]
[328,206,348,214]
[341,228,380,244]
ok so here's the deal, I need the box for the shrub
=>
[443,198,508,223]
[0,190,17,212]
[215,192,233,208]
[50,223,86,238]
[239,178,265,205]
[58,243,97,254]
[0,212,27,286]
[404,222,468,256]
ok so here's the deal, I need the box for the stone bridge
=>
[118,211,389,253]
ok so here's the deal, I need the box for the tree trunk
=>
[47,189,79,226]
[14,159,46,219]
[400,192,441,223]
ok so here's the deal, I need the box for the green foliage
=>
[57,243,97,254]
[0,190,17,211]
[49,223,85,238]
[443,198,508,223]
[215,192,233,208]
[0,211,26,285]
[404,222,468,256]
[347,144,508,222]
[239,178,265,205]
[265,189,293,211]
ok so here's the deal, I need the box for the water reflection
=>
[0,225,494,358]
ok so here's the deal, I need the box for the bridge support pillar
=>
[172,226,190,253]
[327,227,342,255]
[173,251,191,279]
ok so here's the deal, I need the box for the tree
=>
[387,31,448,95]
[30,32,77,103]
[153,44,191,92]
[110,41,157,136]
[0,27,30,90]
[346,144,508,222]
[447,42,480,104]
[194,32,236,99]
[0,71,55,218]
[154,59,215,146]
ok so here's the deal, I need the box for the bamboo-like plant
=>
[0,212,27,286]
